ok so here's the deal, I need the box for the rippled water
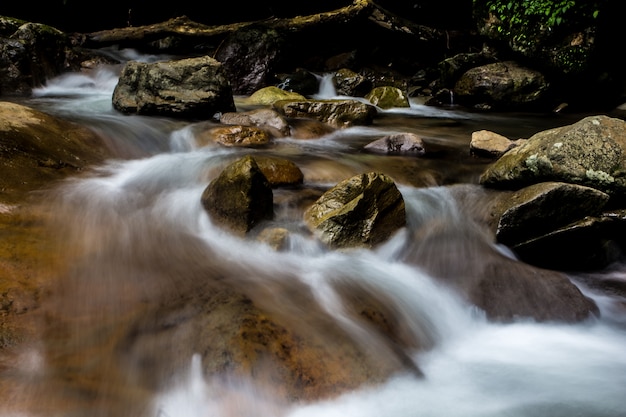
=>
[2,55,625,417]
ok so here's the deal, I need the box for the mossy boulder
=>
[480,115,626,198]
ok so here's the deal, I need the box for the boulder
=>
[201,156,274,235]
[197,125,272,148]
[364,132,425,155]
[0,18,71,95]
[491,182,610,246]
[214,24,285,95]
[273,99,377,128]
[288,118,336,139]
[112,56,235,119]
[220,108,290,137]
[469,130,523,158]
[334,68,372,97]
[480,115,626,198]
[244,86,306,106]
[453,61,549,110]
[365,86,410,109]
[403,217,599,323]
[304,172,406,249]
[0,101,110,202]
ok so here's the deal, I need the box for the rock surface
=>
[112,55,236,118]
[304,172,406,249]
[201,156,274,235]
[480,115,626,198]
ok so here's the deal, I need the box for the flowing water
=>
[2,53,626,417]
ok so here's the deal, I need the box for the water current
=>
[2,50,626,417]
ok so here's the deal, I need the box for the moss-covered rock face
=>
[304,172,405,249]
[480,115,626,197]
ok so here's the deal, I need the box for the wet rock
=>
[304,172,406,249]
[480,115,626,198]
[112,56,235,119]
[276,68,320,96]
[243,86,306,106]
[492,181,610,246]
[365,86,410,109]
[469,129,524,158]
[364,132,425,155]
[0,19,70,95]
[197,125,272,148]
[454,61,549,110]
[288,118,336,139]
[273,99,377,128]
[334,68,373,97]
[253,155,304,187]
[201,155,274,235]
[256,227,290,251]
[403,218,599,323]
[0,101,110,202]
[220,108,290,137]
[214,24,285,95]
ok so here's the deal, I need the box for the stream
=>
[2,51,626,417]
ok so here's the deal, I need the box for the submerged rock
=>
[304,172,406,249]
[364,132,426,155]
[201,155,274,235]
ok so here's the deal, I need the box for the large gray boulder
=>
[304,172,406,249]
[201,156,273,235]
[480,115,626,198]
[453,61,549,110]
[112,56,235,118]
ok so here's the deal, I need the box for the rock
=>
[469,130,523,158]
[276,68,320,96]
[214,24,285,95]
[197,125,272,148]
[479,115,626,198]
[112,55,235,118]
[491,182,610,246]
[288,118,336,139]
[256,227,290,251]
[303,172,406,249]
[0,19,71,95]
[220,108,290,137]
[364,132,425,155]
[453,61,549,110]
[201,156,274,235]
[403,218,599,323]
[244,86,307,106]
[334,68,373,97]
[253,155,304,187]
[0,101,110,202]
[365,86,410,109]
[273,99,377,128]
